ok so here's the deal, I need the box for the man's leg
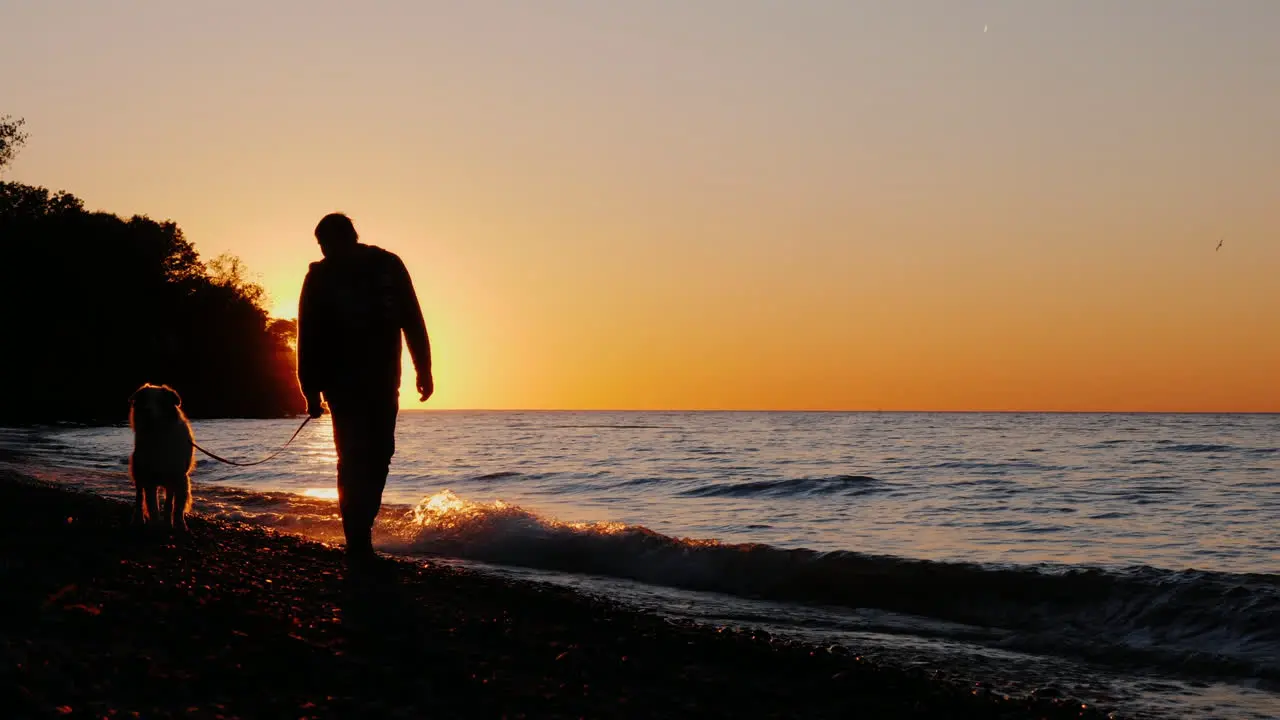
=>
[329,403,366,554]
[329,392,399,558]
[349,393,397,552]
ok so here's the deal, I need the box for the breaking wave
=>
[304,488,1277,683]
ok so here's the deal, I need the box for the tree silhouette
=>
[0,115,27,172]
[0,124,304,423]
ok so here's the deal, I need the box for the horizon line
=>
[399,408,1280,415]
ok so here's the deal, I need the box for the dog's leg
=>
[172,480,191,534]
[163,489,175,532]
[132,484,148,525]
[145,486,162,527]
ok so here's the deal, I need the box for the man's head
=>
[315,213,359,258]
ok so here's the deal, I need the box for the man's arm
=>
[394,256,432,400]
[296,269,325,416]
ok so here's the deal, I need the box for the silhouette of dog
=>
[128,384,196,533]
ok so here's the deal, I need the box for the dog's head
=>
[129,383,184,428]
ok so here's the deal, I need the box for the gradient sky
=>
[3,1,1277,411]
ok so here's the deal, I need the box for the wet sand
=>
[0,468,1113,719]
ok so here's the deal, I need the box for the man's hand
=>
[417,374,434,402]
[305,392,325,419]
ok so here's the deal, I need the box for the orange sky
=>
[3,1,1278,411]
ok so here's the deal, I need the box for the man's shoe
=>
[345,543,395,576]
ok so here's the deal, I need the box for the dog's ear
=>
[164,386,182,408]
[129,385,145,405]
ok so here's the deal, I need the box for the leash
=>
[192,417,313,467]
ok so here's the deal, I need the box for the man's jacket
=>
[297,243,430,398]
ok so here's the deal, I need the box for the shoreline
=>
[0,466,1118,719]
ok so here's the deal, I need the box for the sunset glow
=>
[302,487,339,500]
[4,2,1277,411]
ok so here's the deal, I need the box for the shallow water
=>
[5,411,1278,719]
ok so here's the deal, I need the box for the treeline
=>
[0,119,304,422]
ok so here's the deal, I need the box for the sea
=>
[3,411,1277,719]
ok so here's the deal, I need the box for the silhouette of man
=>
[297,213,432,565]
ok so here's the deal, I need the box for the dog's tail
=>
[184,423,195,512]
[185,422,197,474]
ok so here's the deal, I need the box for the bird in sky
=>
[1216,237,1224,252]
